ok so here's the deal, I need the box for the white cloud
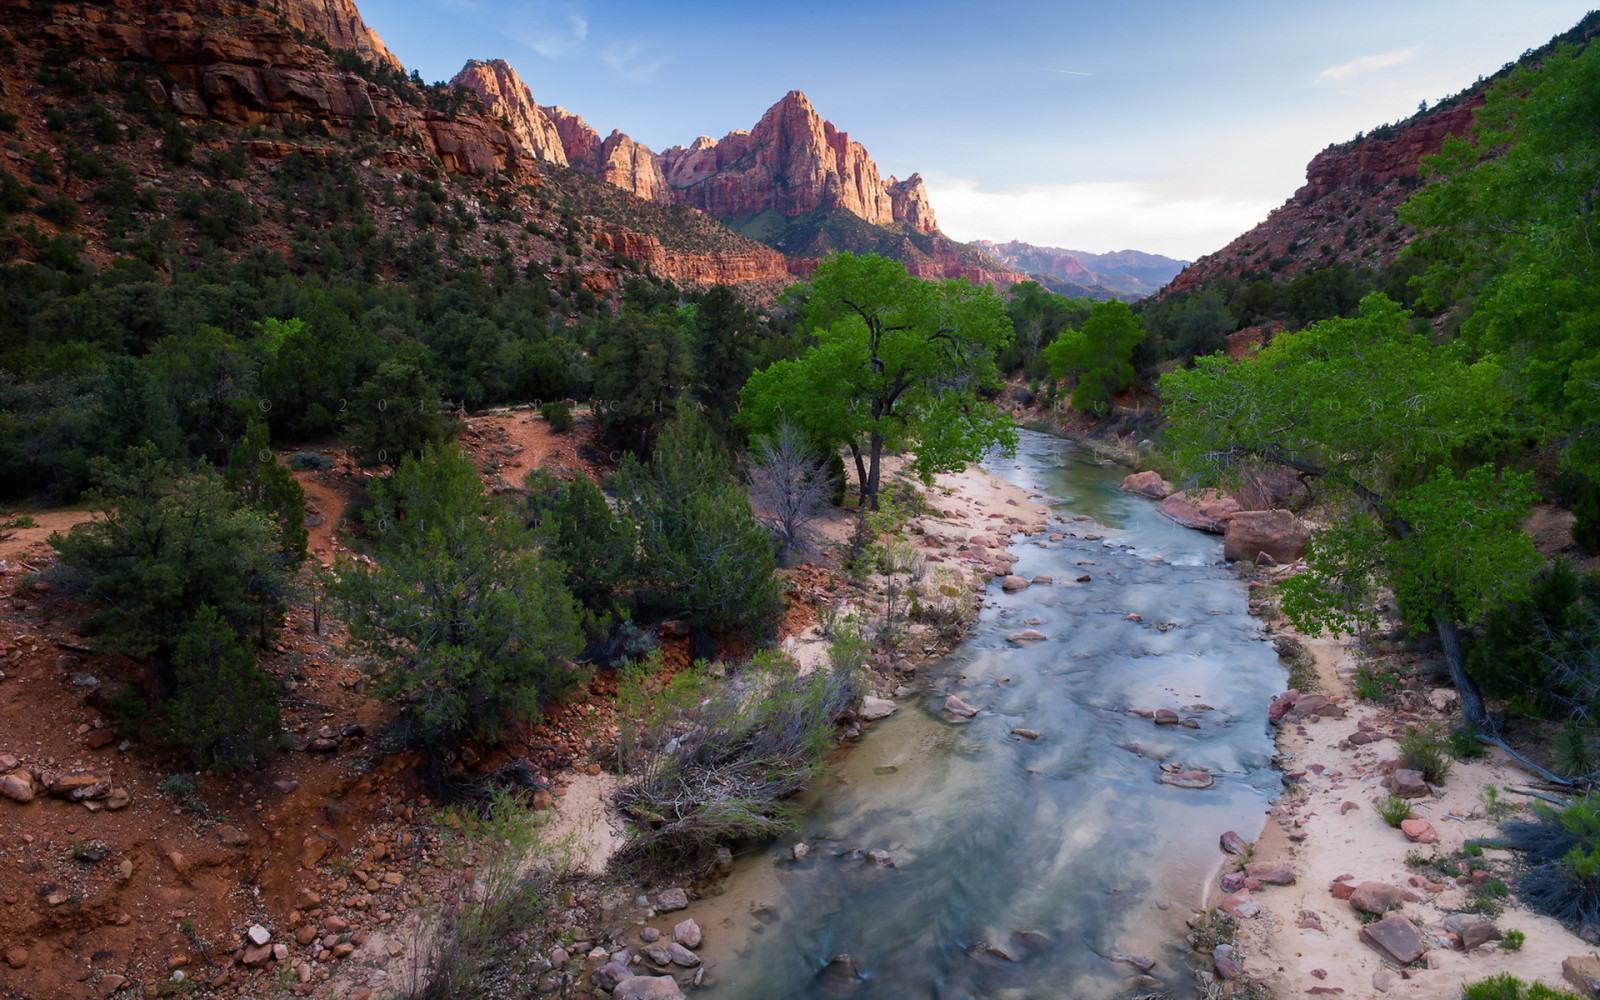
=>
[921,175,1276,262]
[1042,68,1093,77]
[603,40,666,83]
[505,3,589,59]
[1317,46,1418,81]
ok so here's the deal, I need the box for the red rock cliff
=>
[265,0,400,70]
[48,1,535,185]
[450,59,567,166]
[1165,99,1480,295]
[457,78,941,236]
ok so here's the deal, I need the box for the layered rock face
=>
[1163,100,1481,295]
[265,0,400,70]
[595,230,789,287]
[657,90,938,233]
[450,59,568,165]
[453,79,940,235]
[49,1,535,184]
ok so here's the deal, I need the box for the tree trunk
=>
[865,432,884,510]
[849,444,868,509]
[1435,612,1489,731]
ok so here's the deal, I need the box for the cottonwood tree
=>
[747,421,837,567]
[739,252,1015,508]
[1160,293,1540,730]
[331,445,583,769]
[1042,298,1145,414]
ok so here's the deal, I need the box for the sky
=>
[354,0,1595,261]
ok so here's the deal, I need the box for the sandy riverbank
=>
[1223,615,1593,998]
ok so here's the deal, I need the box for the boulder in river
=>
[1158,766,1214,789]
[944,695,978,718]
[859,697,897,721]
[1120,471,1174,499]
[1156,490,1241,533]
[1220,831,1251,855]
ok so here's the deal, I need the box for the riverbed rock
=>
[1349,882,1406,915]
[1218,890,1259,919]
[1400,819,1439,844]
[1011,728,1041,740]
[1153,709,1181,725]
[1006,629,1047,642]
[1120,471,1174,499]
[1220,831,1251,855]
[1267,690,1300,723]
[1158,767,1214,789]
[859,697,897,721]
[1000,575,1030,592]
[612,976,685,1000]
[1223,509,1310,564]
[592,962,633,991]
[673,918,702,949]
[944,695,977,718]
[1157,490,1241,533]
[1361,912,1426,966]
[1213,943,1245,980]
[1245,860,1296,886]
[656,887,689,912]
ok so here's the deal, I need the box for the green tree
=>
[614,416,782,655]
[1000,281,1090,377]
[1401,39,1600,477]
[534,472,637,617]
[165,605,282,771]
[50,446,292,683]
[331,445,584,760]
[591,310,691,456]
[344,360,454,467]
[224,420,309,565]
[1042,299,1145,414]
[1159,293,1539,729]
[739,252,1015,508]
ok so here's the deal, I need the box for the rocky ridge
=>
[972,240,1188,300]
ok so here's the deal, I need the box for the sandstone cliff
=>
[452,78,942,237]
[1164,100,1480,295]
[265,0,400,70]
[450,59,568,165]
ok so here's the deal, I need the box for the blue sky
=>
[356,0,1594,260]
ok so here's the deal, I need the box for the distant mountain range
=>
[968,241,1189,300]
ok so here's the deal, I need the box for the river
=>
[693,430,1285,999]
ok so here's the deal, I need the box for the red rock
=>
[1156,490,1241,533]
[1361,912,1427,965]
[1245,861,1296,886]
[944,695,978,718]
[1348,881,1406,915]
[1330,883,1355,900]
[1223,509,1310,564]
[1218,890,1258,919]
[1400,819,1438,844]
[1119,471,1174,499]
[1267,689,1300,722]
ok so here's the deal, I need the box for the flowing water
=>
[695,431,1285,999]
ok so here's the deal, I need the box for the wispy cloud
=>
[1043,68,1093,77]
[603,40,667,83]
[504,3,590,59]
[921,175,1273,261]
[1317,47,1418,81]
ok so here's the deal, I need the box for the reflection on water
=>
[698,432,1283,999]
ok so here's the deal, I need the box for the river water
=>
[695,431,1285,999]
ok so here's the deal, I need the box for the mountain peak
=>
[265,0,400,70]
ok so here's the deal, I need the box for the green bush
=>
[1448,724,1489,761]
[1397,725,1453,784]
[1376,795,1413,828]
[1460,973,1583,1000]
[287,451,333,472]
[1354,665,1401,703]
[538,399,573,432]
[164,605,282,770]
